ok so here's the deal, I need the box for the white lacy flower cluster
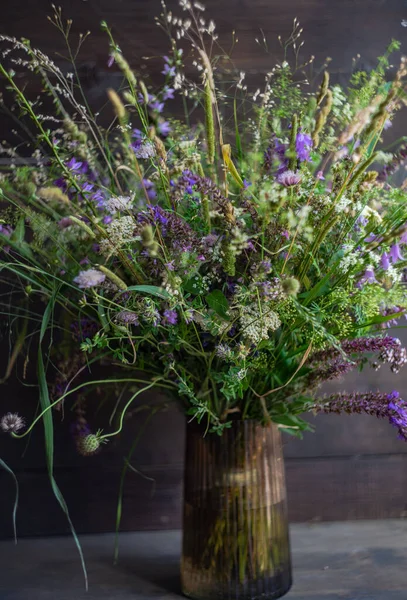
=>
[99,216,136,256]
[240,303,281,344]
[105,195,134,214]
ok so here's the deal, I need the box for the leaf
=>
[205,290,229,319]
[222,144,245,188]
[10,216,25,244]
[40,296,54,343]
[183,273,205,295]
[234,98,243,163]
[0,458,19,544]
[125,285,170,300]
[38,336,88,588]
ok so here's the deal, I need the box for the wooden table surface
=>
[0,520,406,599]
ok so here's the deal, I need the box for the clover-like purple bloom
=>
[277,170,301,187]
[162,309,178,325]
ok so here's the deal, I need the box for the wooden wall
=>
[1,0,407,538]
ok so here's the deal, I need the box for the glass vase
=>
[181,419,292,600]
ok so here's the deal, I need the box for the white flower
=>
[105,195,134,214]
[240,303,281,344]
[1,412,25,433]
[335,195,352,213]
[74,269,106,289]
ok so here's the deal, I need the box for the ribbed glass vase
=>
[181,419,292,600]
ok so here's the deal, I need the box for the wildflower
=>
[1,412,25,433]
[357,266,377,287]
[131,140,156,159]
[162,309,178,325]
[107,54,115,68]
[390,243,403,264]
[277,170,301,187]
[76,433,102,456]
[313,390,407,441]
[215,343,233,360]
[73,268,106,289]
[142,179,157,200]
[149,100,165,113]
[158,120,171,136]
[116,311,140,325]
[162,62,176,78]
[163,86,175,100]
[295,131,313,162]
[66,157,88,175]
[381,252,390,270]
[105,195,134,214]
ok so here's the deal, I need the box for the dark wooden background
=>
[2,0,407,539]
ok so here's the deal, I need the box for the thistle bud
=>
[282,277,300,296]
[76,433,102,456]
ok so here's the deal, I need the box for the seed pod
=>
[204,79,215,164]
[316,71,330,106]
[107,88,126,121]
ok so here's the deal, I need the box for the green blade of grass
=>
[38,303,88,589]
[0,458,19,544]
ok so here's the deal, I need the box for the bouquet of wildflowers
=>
[1,1,407,493]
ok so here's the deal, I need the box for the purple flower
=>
[277,170,301,187]
[158,120,171,136]
[162,63,176,78]
[81,182,94,194]
[89,190,105,211]
[296,131,313,162]
[107,54,115,68]
[316,170,325,180]
[73,268,106,289]
[390,243,403,264]
[162,309,178,325]
[357,267,377,288]
[66,157,88,175]
[103,215,113,224]
[0,224,13,237]
[243,179,252,188]
[142,179,157,200]
[131,140,156,159]
[163,86,175,101]
[137,92,155,105]
[381,252,391,270]
[149,100,165,113]
[313,390,407,441]
[132,128,143,140]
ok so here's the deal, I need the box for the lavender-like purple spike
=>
[310,336,407,373]
[313,390,407,441]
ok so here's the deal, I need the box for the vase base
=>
[182,573,292,600]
